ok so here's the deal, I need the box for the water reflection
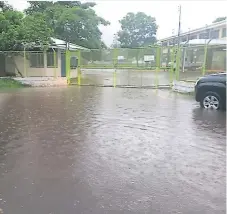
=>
[192,108,226,136]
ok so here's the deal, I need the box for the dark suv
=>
[195,73,226,110]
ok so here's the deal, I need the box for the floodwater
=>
[80,69,171,86]
[79,69,204,86]
[0,87,226,214]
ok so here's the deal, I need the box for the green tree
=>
[25,1,110,49]
[0,10,52,50]
[111,34,120,48]
[212,17,226,23]
[0,5,53,76]
[0,1,13,11]
[117,12,158,48]
[21,13,53,47]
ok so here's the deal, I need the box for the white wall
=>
[5,50,65,77]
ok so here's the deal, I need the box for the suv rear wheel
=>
[200,92,221,110]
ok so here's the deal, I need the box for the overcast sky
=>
[9,0,227,46]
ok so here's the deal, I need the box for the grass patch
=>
[0,78,29,88]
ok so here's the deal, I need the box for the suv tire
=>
[200,91,222,110]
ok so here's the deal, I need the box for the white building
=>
[0,38,89,78]
[160,20,226,46]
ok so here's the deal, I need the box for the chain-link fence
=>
[71,45,225,87]
[1,45,225,87]
[178,44,226,81]
[72,47,174,88]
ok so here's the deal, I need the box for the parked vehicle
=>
[195,73,226,110]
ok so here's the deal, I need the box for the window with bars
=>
[29,52,44,68]
[47,51,58,67]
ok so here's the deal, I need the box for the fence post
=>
[167,48,174,86]
[140,48,144,87]
[23,48,27,77]
[155,46,161,88]
[182,47,186,73]
[202,44,208,76]
[113,48,118,87]
[53,49,57,78]
[175,47,181,81]
[66,50,71,85]
[77,50,81,86]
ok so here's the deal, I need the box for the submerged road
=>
[0,87,226,214]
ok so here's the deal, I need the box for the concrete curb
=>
[172,80,195,93]
[13,77,68,87]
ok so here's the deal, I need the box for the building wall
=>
[0,54,6,76]
[5,56,15,74]
[161,23,226,45]
[4,49,78,78]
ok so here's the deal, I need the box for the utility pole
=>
[177,5,182,49]
[188,28,191,42]
[172,29,175,45]
[175,4,181,80]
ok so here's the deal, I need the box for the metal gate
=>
[68,47,175,88]
[67,44,225,87]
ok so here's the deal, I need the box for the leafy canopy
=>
[0,2,52,50]
[117,12,158,48]
[0,1,109,50]
[25,1,110,49]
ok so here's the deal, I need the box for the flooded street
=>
[0,87,226,214]
[79,69,203,87]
